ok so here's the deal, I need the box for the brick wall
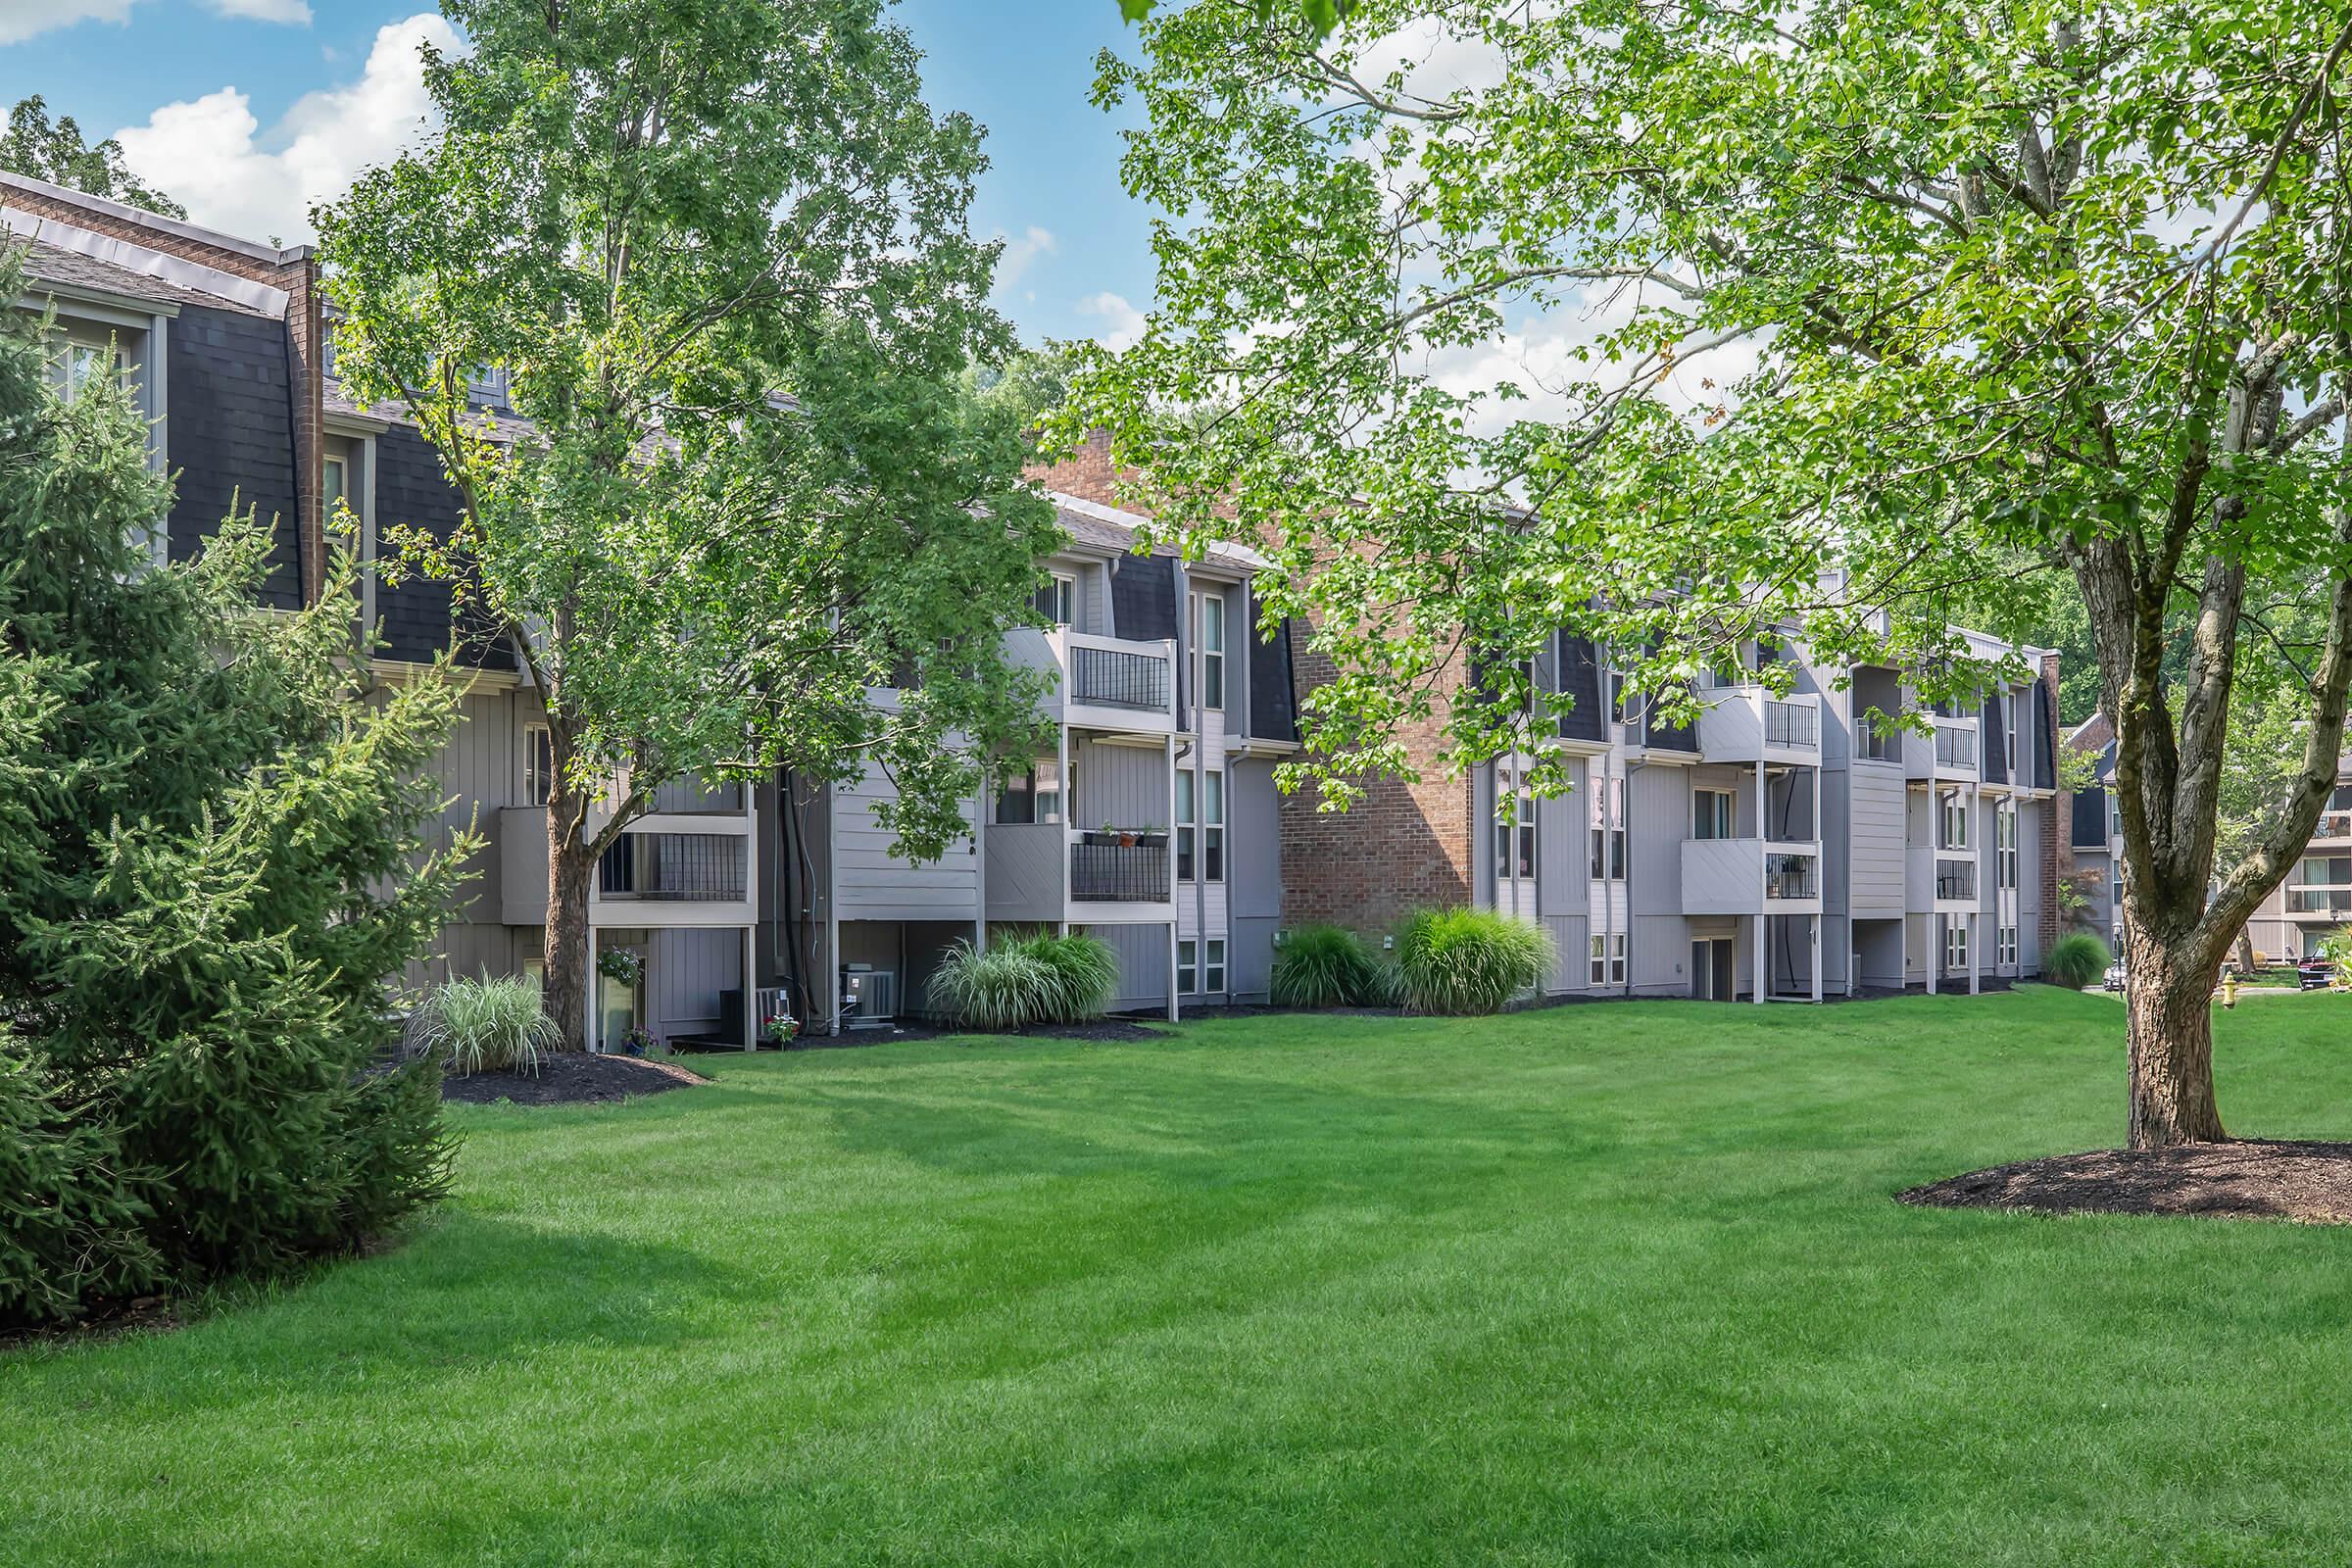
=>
[5,185,323,607]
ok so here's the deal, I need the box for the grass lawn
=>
[11,986,2352,1565]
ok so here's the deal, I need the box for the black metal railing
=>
[2290,888,2352,915]
[1935,857,1977,901]
[1764,853,1817,900]
[1764,699,1818,748]
[1070,841,1171,902]
[1935,722,1976,769]
[599,832,748,901]
[1069,645,1170,712]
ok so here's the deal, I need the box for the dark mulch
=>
[441,1052,708,1106]
[1899,1140,2352,1224]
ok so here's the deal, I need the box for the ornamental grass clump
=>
[2045,933,2111,991]
[1396,907,1553,1015]
[412,975,563,1076]
[931,933,1118,1030]
[1270,923,1395,1008]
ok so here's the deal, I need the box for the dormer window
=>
[466,365,509,407]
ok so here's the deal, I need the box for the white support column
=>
[585,925,601,1053]
[1056,721,1073,938]
[1970,911,1982,995]
[1167,921,1181,1022]
[1754,762,1768,1003]
[1927,916,1938,995]
[1810,914,1823,1004]
[1752,914,1766,1004]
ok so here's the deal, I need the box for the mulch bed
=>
[441,1053,708,1106]
[1899,1140,2352,1223]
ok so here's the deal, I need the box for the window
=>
[1610,779,1626,878]
[2005,692,2020,774]
[1941,793,1969,850]
[1998,924,2018,966]
[1591,777,1625,879]
[1204,939,1227,994]
[1202,769,1226,883]
[525,724,554,805]
[996,761,1062,825]
[1195,590,1226,710]
[1590,934,1606,985]
[54,337,116,402]
[466,364,509,407]
[1944,922,1968,970]
[1177,938,1198,995]
[1035,573,1075,627]
[1175,770,1197,881]
[1996,801,2018,889]
[1495,775,1536,882]
[1609,932,1627,985]
[322,453,349,516]
[1692,788,1735,841]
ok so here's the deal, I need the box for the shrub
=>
[931,933,1118,1030]
[411,975,563,1076]
[2045,932,2110,990]
[1395,907,1553,1015]
[1271,923,1394,1008]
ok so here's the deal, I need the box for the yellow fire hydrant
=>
[2222,972,2239,1009]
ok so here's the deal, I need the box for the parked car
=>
[2101,962,2126,992]
[2298,958,2335,991]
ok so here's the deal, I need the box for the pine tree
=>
[0,260,472,1322]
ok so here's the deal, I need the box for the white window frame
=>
[1177,938,1199,995]
[1496,773,1536,884]
[1609,932,1628,985]
[1204,939,1227,994]
[524,723,555,806]
[1941,794,1969,851]
[1202,769,1225,884]
[1040,572,1075,627]
[1693,788,1736,841]
[1590,934,1606,986]
[1175,770,1197,882]
[1998,924,2018,966]
[1945,922,1968,970]
[1996,800,2018,889]
[1195,589,1226,711]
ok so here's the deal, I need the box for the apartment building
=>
[5,172,762,1052]
[1280,612,2063,1002]
[771,490,1300,1027]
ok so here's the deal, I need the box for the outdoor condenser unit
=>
[839,966,900,1027]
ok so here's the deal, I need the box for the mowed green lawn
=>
[11,987,2352,1566]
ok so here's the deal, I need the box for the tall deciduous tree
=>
[1067,1,2352,1148]
[0,96,184,217]
[319,0,1057,1049]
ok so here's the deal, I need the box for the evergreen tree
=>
[0,263,470,1323]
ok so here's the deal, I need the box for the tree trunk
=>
[2121,918,2226,1149]
[544,817,595,1053]
[2233,926,2257,973]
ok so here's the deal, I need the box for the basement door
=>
[1690,939,1735,1003]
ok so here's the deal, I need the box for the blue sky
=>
[0,0,1157,348]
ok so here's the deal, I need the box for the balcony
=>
[1905,716,1981,781]
[1005,627,1179,735]
[1070,839,1172,903]
[2314,810,2352,844]
[499,806,757,927]
[1908,845,1979,907]
[1696,687,1821,763]
[2288,886,2352,917]
[1682,836,1824,914]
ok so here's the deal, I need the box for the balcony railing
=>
[2289,886,2352,916]
[1070,840,1171,902]
[1764,699,1818,749]
[1856,716,1894,761]
[2316,811,2352,841]
[1069,645,1170,712]
[1764,852,1817,901]
[599,832,748,902]
[1935,720,1976,770]
[1935,856,1977,901]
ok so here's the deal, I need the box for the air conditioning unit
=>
[840,966,899,1027]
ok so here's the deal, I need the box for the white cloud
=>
[206,0,313,22]
[112,12,455,244]
[0,0,132,44]
[991,224,1056,297]
[1077,290,1146,352]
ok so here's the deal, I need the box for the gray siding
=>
[1074,737,1169,834]
[1089,922,1172,1012]
[1848,765,1909,915]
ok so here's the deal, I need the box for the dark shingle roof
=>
[11,236,266,316]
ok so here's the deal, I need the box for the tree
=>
[0,253,465,1323]
[0,96,184,217]
[1065,1,2352,1149]
[318,0,1058,1050]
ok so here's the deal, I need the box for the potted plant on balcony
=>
[1135,822,1167,850]
[1117,825,1138,848]
[1084,820,1119,847]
